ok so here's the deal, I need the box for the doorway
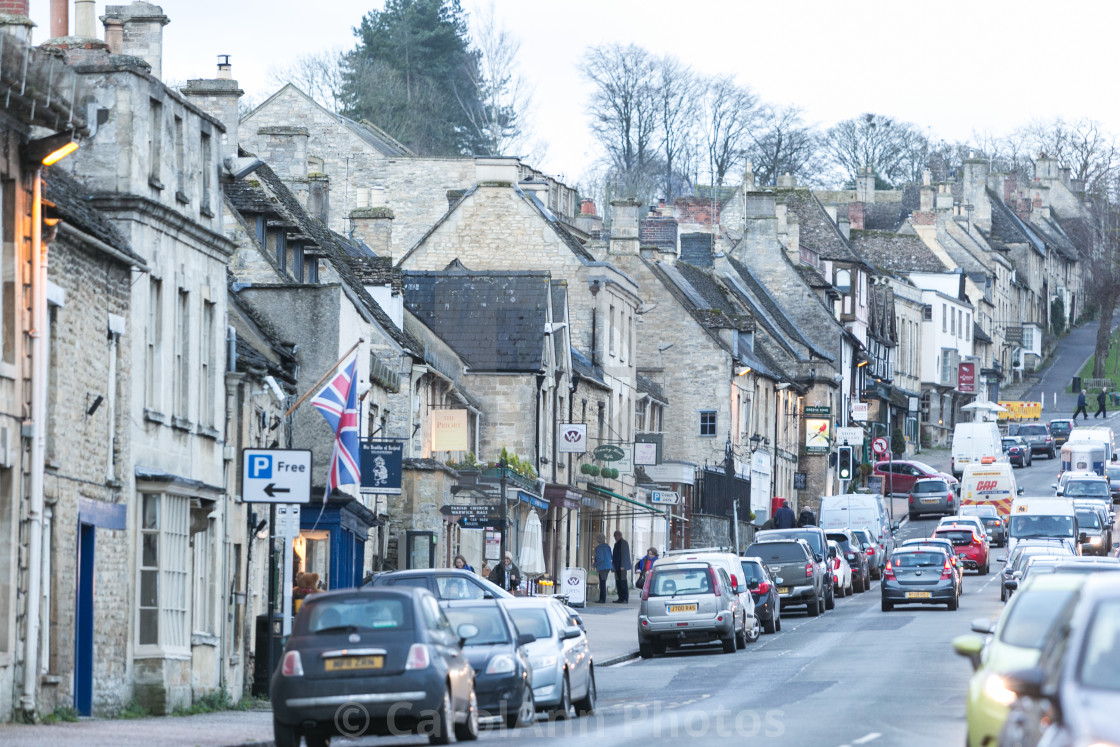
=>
[74,523,95,716]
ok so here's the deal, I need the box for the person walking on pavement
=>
[798,506,816,527]
[1095,387,1109,418]
[1074,389,1089,421]
[774,499,797,529]
[612,531,632,603]
[634,547,658,589]
[592,534,613,603]
[488,551,521,592]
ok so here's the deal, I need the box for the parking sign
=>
[242,449,312,503]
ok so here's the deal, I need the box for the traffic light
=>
[838,445,854,481]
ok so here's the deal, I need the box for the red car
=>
[932,526,990,575]
[873,460,959,495]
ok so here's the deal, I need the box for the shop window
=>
[137,492,190,653]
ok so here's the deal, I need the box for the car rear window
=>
[1065,481,1110,498]
[935,530,975,546]
[745,542,808,563]
[649,567,713,596]
[305,596,412,633]
[999,588,1077,649]
[826,534,855,552]
[961,505,998,518]
[739,562,766,585]
[1020,425,1048,436]
[892,552,945,567]
[508,608,552,640]
[757,530,823,555]
[1049,421,1072,434]
[443,606,510,645]
[914,480,948,493]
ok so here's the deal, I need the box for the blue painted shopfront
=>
[298,496,378,590]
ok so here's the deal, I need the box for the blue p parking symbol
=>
[249,454,273,479]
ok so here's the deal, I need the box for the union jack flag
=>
[311,352,360,493]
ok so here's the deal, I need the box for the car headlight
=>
[982,674,1017,707]
[531,655,558,669]
[1091,537,1103,545]
[485,654,516,674]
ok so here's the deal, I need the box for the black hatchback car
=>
[739,556,781,634]
[271,587,480,746]
[441,599,536,729]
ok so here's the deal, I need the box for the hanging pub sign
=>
[558,423,587,453]
[958,362,976,393]
[805,418,831,454]
[431,408,469,452]
[360,440,403,494]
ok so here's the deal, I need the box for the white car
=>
[938,515,990,542]
[827,540,853,597]
[502,597,596,719]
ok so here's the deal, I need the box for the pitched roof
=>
[43,167,144,266]
[724,256,833,362]
[862,202,908,231]
[403,266,551,373]
[988,188,1046,256]
[636,372,667,404]
[227,290,298,384]
[571,347,609,390]
[780,190,868,266]
[973,322,993,344]
[793,262,833,289]
[849,231,946,274]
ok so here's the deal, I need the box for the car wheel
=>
[825,586,836,610]
[980,560,989,576]
[273,720,300,747]
[762,613,777,634]
[1000,585,1007,603]
[806,594,821,617]
[455,688,480,741]
[881,597,893,612]
[746,616,761,643]
[639,641,654,659]
[430,688,454,745]
[1049,448,1056,460]
[549,673,572,721]
[574,666,596,716]
[846,576,854,596]
[505,683,535,729]
[948,593,959,611]
[735,621,747,649]
[721,632,737,653]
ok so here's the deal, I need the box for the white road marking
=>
[853,733,882,744]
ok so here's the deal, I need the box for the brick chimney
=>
[609,200,640,255]
[181,57,244,160]
[639,215,678,259]
[104,2,169,80]
[49,0,67,38]
[848,202,865,231]
[350,187,394,258]
[0,0,33,41]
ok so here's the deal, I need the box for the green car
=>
[952,574,1085,747]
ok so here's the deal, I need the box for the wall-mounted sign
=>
[804,405,831,416]
[1005,326,1024,344]
[593,444,625,461]
[431,409,469,452]
[360,440,403,494]
[793,472,807,490]
[558,423,587,453]
[805,418,831,454]
[958,362,976,393]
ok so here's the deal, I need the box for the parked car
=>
[952,573,1086,747]
[1075,507,1111,556]
[755,526,838,610]
[1048,418,1074,446]
[270,587,481,746]
[960,503,1008,546]
[827,539,853,597]
[850,527,883,579]
[659,547,761,623]
[874,459,957,495]
[1002,436,1033,467]
[502,598,595,719]
[826,529,871,593]
[441,599,536,729]
[1000,575,1120,746]
[744,539,827,616]
[1017,423,1057,459]
[637,562,750,657]
[881,545,960,611]
[739,556,781,634]
[907,477,957,520]
[819,495,900,579]
[1000,541,1077,602]
[933,525,991,575]
[1106,463,1120,502]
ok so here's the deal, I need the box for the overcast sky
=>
[31,1,1120,188]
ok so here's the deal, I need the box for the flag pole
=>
[283,338,365,418]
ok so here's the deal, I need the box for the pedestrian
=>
[453,554,474,573]
[798,506,816,527]
[1074,389,1089,421]
[774,498,797,529]
[592,534,613,603]
[1095,388,1108,419]
[612,530,632,603]
[488,551,521,592]
[634,547,658,589]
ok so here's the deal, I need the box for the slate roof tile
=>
[849,231,946,274]
[43,166,143,265]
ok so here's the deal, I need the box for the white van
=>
[1067,426,1115,462]
[818,494,898,576]
[1059,441,1107,477]
[1006,497,1079,558]
[960,458,1021,523]
[951,421,1004,477]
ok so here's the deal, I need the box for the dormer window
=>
[835,268,851,294]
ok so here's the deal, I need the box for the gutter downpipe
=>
[22,169,46,715]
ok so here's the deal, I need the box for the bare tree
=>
[267,47,345,111]
[581,43,660,200]
[745,105,820,186]
[652,54,700,202]
[822,113,930,187]
[701,75,759,186]
[1017,117,1117,194]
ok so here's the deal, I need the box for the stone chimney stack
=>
[181,57,245,160]
[103,17,123,52]
[104,2,170,80]
[74,0,96,37]
[936,184,954,211]
[961,157,992,232]
[0,0,33,41]
[848,202,865,231]
[777,172,797,189]
[856,166,876,204]
[609,200,641,255]
[308,174,329,225]
[257,126,309,181]
[743,161,756,191]
[475,156,519,185]
[350,187,394,258]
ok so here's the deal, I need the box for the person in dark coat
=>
[612,531,632,603]
[1074,389,1089,421]
[1095,388,1108,418]
[798,507,816,527]
[773,499,797,529]
[592,534,613,603]
[488,552,521,592]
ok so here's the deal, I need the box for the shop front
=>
[294,495,379,592]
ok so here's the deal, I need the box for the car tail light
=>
[280,650,303,677]
[908,494,914,504]
[940,561,953,580]
[641,573,652,601]
[805,562,814,578]
[756,581,771,595]
[833,556,841,570]
[883,562,896,581]
[405,643,431,670]
[709,567,722,597]
[731,573,740,591]
[947,495,954,505]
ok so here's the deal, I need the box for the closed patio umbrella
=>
[518,510,546,575]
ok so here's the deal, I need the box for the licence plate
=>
[921,498,941,503]
[324,655,384,672]
[777,587,790,594]
[667,604,697,613]
[906,592,932,599]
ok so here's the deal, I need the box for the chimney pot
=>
[103,17,123,52]
[103,2,170,79]
[50,0,67,38]
[217,54,232,79]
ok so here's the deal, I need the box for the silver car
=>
[637,562,748,658]
[502,597,596,719]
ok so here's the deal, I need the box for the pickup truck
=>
[743,538,826,617]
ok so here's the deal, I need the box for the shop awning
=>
[544,484,582,510]
[518,491,548,510]
[584,483,666,515]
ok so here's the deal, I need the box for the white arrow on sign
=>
[872,437,889,456]
[650,490,680,505]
